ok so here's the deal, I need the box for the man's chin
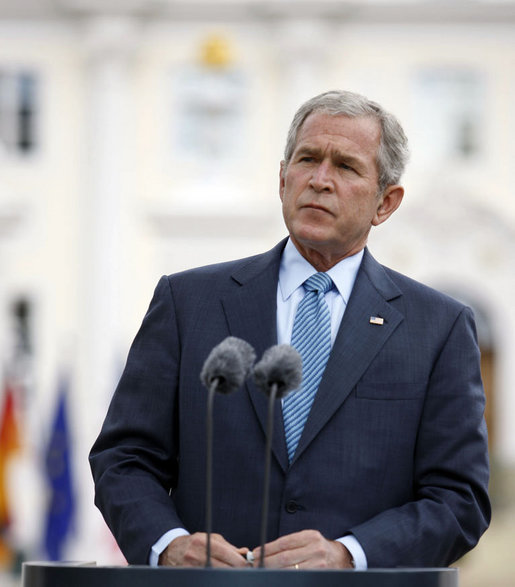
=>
[289,232,335,256]
[291,226,333,247]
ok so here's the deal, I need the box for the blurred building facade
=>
[1,0,515,580]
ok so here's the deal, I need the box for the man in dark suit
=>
[89,90,490,569]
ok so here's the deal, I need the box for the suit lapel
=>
[221,239,290,472]
[293,249,405,464]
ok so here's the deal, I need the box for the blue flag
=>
[43,379,75,560]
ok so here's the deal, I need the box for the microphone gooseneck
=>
[253,345,302,568]
[200,336,256,567]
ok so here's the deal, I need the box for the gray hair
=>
[283,90,409,194]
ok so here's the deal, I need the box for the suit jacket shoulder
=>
[358,248,475,340]
[165,239,287,292]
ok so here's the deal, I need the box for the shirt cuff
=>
[337,534,368,570]
[149,528,190,566]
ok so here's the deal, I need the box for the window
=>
[411,67,485,164]
[0,70,38,155]
[173,66,248,164]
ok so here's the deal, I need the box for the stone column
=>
[76,14,138,563]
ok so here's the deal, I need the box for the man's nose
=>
[309,161,334,192]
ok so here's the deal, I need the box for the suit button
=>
[285,500,298,514]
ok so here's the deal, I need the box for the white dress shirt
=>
[150,239,368,569]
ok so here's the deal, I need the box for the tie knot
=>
[303,272,333,294]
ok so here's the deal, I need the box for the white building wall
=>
[1,0,514,569]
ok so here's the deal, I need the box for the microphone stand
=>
[259,382,278,568]
[205,380,217,568]
[200,336,256,568]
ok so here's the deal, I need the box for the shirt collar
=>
[279,238,364,303]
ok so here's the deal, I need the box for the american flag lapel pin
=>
[369,316,384,325]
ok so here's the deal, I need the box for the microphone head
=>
[200,336,256,395]
[253,344,303,399]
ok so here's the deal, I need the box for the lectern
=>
[22,562,458,587]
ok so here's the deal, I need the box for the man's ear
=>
[279,161,286,201]
[372,185,404,227]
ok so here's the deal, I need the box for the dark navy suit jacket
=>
[90,239,490,567]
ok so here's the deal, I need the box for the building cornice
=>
[2,1,515,24]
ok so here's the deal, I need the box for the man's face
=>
[280,112,400,267]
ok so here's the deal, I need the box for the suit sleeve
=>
[89,276,185,564]
[350,306,491,567]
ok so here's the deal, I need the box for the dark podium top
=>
[22,562,458,587]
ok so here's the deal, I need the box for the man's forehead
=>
[294,112,381,155]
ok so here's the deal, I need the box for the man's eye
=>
[299,156,314,163]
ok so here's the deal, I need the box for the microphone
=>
[253,344,302,568]
[200,336,256,395]
[200,336,256,567]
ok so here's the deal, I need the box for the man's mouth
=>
[302,203,332,215]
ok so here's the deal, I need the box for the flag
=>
[0,380,20,567]
[43,378,75,560]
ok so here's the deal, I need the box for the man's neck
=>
[289,237,366,272]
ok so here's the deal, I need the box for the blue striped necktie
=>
[283,272,333,462]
